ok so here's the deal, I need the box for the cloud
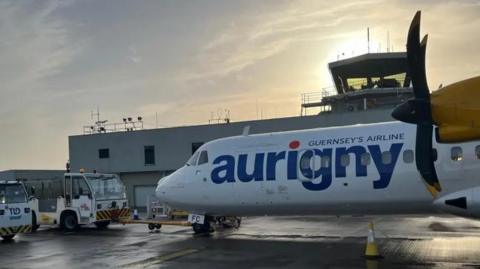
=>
[0,0,84,169]
[0,0,82,84]
[179,0,383,82]
[128,46,142,64]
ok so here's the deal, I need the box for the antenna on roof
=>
[387,30,390,52]
[367,27,370,53]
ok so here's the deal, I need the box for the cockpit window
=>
[198,151,209,165]
[187,151,199,166]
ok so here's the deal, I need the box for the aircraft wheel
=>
[192,221,211,234]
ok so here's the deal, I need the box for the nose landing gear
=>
[192,217,214,234]
[191,216,242,234]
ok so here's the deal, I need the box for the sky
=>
[0,0,479,170]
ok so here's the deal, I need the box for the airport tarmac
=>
[2,215,480,269]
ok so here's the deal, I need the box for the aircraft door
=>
[71,176,93,219]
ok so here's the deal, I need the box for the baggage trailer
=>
[0,181,32,240]
[120,219,191,231]
[120,215,241,233]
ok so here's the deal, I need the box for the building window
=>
[451,147,463,161]
[403,150,414,163]
[144,146,155,165]
[192,142,204,154]
[98,148,109,159]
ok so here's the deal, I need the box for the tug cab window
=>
[475,145,480,159]
[72,176,91,199]
[403,150,414,163]
[198,151,209,165]
[451,147,463,161]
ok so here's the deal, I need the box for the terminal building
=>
[67,52,413,211]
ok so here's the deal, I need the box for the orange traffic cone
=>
[365,222,382,259]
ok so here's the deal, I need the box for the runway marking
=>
[120,248,200,268]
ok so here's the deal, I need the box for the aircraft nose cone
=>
[155,178,170,201]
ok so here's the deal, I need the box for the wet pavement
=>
[2,215,480,268]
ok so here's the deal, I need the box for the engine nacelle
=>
[431,76,480,143]
[434,186,480,219]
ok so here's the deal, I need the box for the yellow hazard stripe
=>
[96,210,113,221]
[0,225,31,236]
[96,208,130,221]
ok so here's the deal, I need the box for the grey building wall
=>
[68,109,396,208]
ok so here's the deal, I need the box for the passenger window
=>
[300,152,312,171]
[187,151,199,166]
[451,147,463,161]
[382,151,392,164]
[198,151,209,165]
[340,154,350,167]
[403,150,414,163]
[360,153,371,166]
[321,156,331,168]
[476,145,480,159]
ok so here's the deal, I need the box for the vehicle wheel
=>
[148,223,156,230]
[155,224,162,230]
[192,221,211,234]
[1,234,16,241]
[32,212,40,231]
[94,221,110,229]
[61,213,78,232]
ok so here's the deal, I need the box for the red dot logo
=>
[289,140,300,149]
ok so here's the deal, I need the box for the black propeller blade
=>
[391,11,442,195]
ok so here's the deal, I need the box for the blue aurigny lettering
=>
[210,143,404,191]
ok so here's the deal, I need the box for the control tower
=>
[301,52,414,115]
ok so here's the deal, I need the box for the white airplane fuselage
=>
[156,121,480,217]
